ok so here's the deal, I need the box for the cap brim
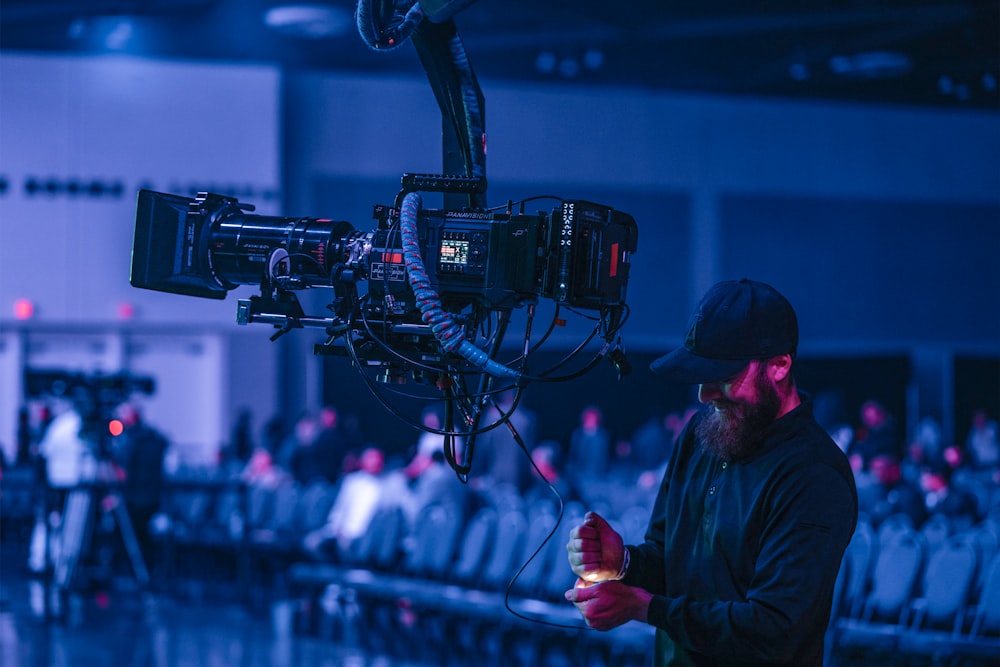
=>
[649,348,749,384]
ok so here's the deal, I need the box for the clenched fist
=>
[565,511,625,582]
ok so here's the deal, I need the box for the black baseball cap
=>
[650,278,798,384]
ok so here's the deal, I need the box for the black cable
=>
[498,407,590,632]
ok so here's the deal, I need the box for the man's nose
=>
[698,382,724,403]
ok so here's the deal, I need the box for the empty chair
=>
[509,507,558,598]
[479,508,527,592]
[896,551,1000,665]
[250,480,301,547]
[402,502,463,579]
[450,506,498,586]
[348,504,405,571]
[904,534,979,631]
[968,552,1000,639]
[831,528,926,659]
[838,519,878,619]
[954,524,998,601]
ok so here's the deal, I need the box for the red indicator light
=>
[108,419,125,437]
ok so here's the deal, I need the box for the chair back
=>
[295,480,338,533]
[510,508,558,597]
[841,519,878,618]
[267,481,301,532]
[349,505,404,570]
[452,507,498,585]
[919,534,978,629]
[972,552,1000,636]
[405,502,463,578]
[867,528,924,621]
[481,508,527,591]
[245,482,275,528]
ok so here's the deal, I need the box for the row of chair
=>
[286,498,654,666]
[149,476,340,599]
[148,473,653,664]
[830,512,1000,666]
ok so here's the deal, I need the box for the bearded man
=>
[565,278,858,667]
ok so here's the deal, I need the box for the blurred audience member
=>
[630,413,672,473]
[16,405,34,467]
[313,405,350,483]
[864,455,926,527]
[260,414,290,460]
[302,446,389,560]
[965,409,999,470]
[29,398,95,573]
[906,416,946,474]
[412,405,464,470]
[921,465,980,531]
[219,407,255,473]
[567,405,611,483]
[280,412,327,485]
[400,448,469,529]
[38,398,93,492]
[241,446,286,488]
[523,440,576,510]
[849,399,900,470]
[473,389,536,493]
[113,403,169,559]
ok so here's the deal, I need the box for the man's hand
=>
[566,511,625,582]
[564,579,652,631]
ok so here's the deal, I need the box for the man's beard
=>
[695,365,782,462]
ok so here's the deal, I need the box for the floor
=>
[1,534,937,667]
[0,531,448,667]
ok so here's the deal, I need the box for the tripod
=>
[43,463,151,618]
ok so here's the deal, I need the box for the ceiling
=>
[2,0,998,110]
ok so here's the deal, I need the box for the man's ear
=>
[770,354,793,383]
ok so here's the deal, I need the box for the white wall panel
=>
[0,53,281,326]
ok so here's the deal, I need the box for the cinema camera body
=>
[130,177,637,382]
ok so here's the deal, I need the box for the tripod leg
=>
[53,489,93,591]
[111,493,150,588]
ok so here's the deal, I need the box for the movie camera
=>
[128,0,639,477]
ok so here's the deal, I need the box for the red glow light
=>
[13,299,35,320]
[108,419,125,437]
